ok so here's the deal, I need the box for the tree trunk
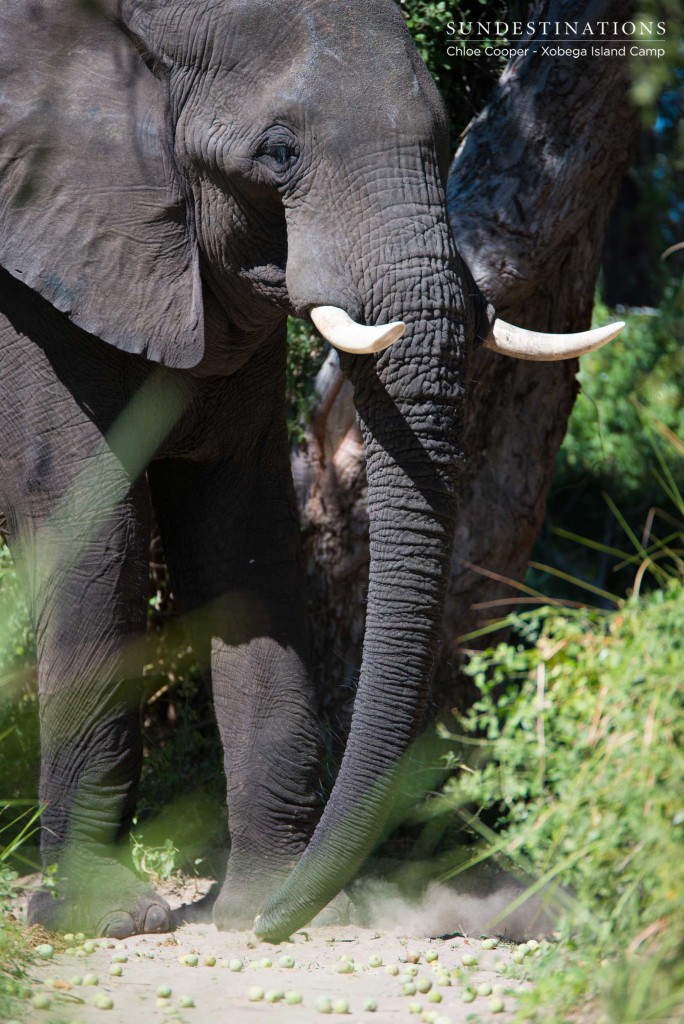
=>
[294,0,641,740]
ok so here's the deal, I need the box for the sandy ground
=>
[14,874,548,1024]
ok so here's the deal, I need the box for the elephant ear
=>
[0,0,203,368]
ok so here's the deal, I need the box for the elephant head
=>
[0,0,621,941]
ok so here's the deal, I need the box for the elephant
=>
[0,0,622,942]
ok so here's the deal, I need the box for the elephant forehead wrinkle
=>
[171,0,307,84]
[291,9,439,127]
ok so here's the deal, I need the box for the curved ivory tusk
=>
[311,306,406,355]
[484,319,625,361]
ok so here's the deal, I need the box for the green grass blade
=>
[527,561,620,603]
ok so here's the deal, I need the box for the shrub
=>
[560,287,684,506]
[533,285,684,603]
[0,798,40,1019]
[0,865,33,1020]
[0,544,40,867]
[438,583,684,1021]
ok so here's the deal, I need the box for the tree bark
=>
[294,0,641,739]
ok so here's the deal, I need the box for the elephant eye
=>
[253,127,299,174]
[268,145,293,164]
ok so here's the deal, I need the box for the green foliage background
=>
[563,293,683,501]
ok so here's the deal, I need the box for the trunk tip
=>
[252,907,295,945]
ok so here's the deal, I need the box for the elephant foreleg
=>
[0,301,171,937]
[13,479,171,937]
[149,430,323,928]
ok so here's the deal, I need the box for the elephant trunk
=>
[255,198,475,940]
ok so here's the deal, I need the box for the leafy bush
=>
[0,542,34,674]
[0,794,40,1019]
[130,834,179,884]
[534,283,684,602]
[438,583,684,1021]
[0,865,33,1021]
[560,287,684,505]
[0,544,40,868]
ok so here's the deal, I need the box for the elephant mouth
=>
[240,264,288,299]
[238,262,292,312]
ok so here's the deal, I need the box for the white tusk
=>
[311,306,406,355]
[484,318,625,361]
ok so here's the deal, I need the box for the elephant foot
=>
[27,858,172,938]
[212,885,262,931]
[213,860,296,932]
[213,897,254,932]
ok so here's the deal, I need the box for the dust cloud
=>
[349,872,557,943]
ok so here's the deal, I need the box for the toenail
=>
[100,912,136,939]
[144,904,169,933]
